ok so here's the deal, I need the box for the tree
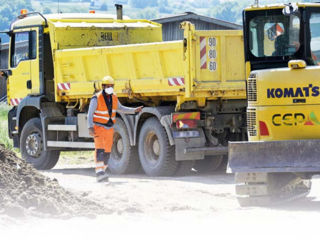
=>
[130,0,157,9]
[0,0,33,42]
[100,3,108,11]
[137,7,158,19]
[208,1,242,24]
[158,0,171,14]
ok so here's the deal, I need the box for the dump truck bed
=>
[54,23,246,108]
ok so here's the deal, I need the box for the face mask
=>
[105,87,114,95]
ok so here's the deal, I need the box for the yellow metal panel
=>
[54,41,185,102]
[47,19,162,51]
[251,105,320,142]
[252,66,320,107]
[193,30,246,84]
[53,22,246,108]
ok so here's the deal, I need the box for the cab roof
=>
[245,2,320,11]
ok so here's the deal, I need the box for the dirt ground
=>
[2,156,320,240]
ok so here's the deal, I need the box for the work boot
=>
[96,171,109,183]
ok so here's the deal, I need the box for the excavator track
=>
[235,172,312,207]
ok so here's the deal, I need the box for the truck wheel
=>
[235,172,312,207]
[138,117,178,176]
[109,118,140,174]
[20,118,60,170]
[193,155,223,173]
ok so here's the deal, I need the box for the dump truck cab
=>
[229,3,320,206]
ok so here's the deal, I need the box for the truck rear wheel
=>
[193,155,223,173]
[138,117,178,176]
[109,118,140,174]
[235,172,312,207]
[20,118,60,170]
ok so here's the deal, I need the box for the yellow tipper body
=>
[8,14,246,110]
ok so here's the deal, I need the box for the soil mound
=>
[0,145,106,218]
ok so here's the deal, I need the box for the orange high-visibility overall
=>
[93,92,118,174]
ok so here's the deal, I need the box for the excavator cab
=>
[243,3,320,71]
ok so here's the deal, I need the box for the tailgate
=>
[183,22,246,99]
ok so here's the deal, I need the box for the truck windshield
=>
[249,14,300,58]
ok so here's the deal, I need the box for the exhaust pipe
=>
[115,4,123,20]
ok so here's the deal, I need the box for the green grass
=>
[0,103,13,149]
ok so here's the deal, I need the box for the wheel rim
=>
[113,132,123,161]
[144,131,160,165]
[25,132,42,157]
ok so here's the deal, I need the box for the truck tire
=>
[138,117,178,176]
[235,172,312,207]
[193,155,223,173]
[109,118,140,174]
[20,118,60,170]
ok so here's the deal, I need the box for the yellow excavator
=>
[228,2,320,206]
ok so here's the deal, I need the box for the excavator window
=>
[249,15,300,58]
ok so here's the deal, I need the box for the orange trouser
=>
[93,125,114,174]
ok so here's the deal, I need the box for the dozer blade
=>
[228,140,320,173]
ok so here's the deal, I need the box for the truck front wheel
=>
[20,118,60,170]
[138,117,178,176]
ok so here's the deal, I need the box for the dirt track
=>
[2,162,320,240]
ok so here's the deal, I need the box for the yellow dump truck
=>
[2,6,247,176]
[228,2,320,205]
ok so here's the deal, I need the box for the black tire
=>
[193,155,223,174]
[20,118,60,170]
[109,118,140,174]
[138,117,178,176]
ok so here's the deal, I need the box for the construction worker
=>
[87,76,143,182]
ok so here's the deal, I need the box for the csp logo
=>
[272,112,320,126]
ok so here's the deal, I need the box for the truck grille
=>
[247,110,257,137]
[247,75,257,102]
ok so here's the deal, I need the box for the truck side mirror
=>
[0,70,12,77]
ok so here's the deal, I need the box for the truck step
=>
[47,141,94,149]
[47,124,77,131]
